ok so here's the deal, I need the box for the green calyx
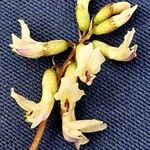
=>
[42,68,58,94]
[43,40,69,56]
[65,63,77,83]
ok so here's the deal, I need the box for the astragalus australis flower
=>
[11,68,58,128]
[9,20,68,58]
[92,28,138,61]
[75,43,105,85]
[9,1,139,149]
[94,5,138,35]
[62,113,107,150]
[54,64,107,149]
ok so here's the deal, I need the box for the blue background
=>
[0,0,150,150]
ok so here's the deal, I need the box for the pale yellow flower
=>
[93,28,138,61]
[54,77,85,112]
[9,20,44,58]
[9,20,68,58]
[54,76,107,149]
[11,69,58,128]
[62,111,107,150]
[94,5,138,35]
[75,43,105,85]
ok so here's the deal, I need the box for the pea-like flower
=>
[54,77,84,113]
[11,68,58,128]
[9,20,68,58]
[54,77,107,149]
[92,28,138,61]
[75,43,105,85]
[94,5,138,35]
[62,112,107,150]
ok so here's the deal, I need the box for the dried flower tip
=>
[92,28,138,61]
[75,43,105,85]
[65,63,77,83]
[9,20,68,58]
[76,0,91,32]
[93,5,138,35]
[94,2,131,25]
[11,68,58,128]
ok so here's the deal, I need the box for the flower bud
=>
[92,28,138,61]
[10,20,68,58]
[76,0,90,32]
[65,63,77,83]
[94,2,131,25]
[93,5,138,35]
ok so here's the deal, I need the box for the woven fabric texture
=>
[0,0,150,150]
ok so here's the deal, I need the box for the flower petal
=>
[75,43,105,85]
[120,28,135,48]
[18,19,35,42]
[54,77,85,103]
[75,43,93,77]
[87,47,105,75]
[65,119,107,133]
[11,88,38,111]
[112,5,138,28]
[124,45,138,62]
[30,111,46,128]
[74,135,89,150]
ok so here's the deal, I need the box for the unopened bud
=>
[76,0,90,32]
[94,2,131,25]
[93,5,138,35]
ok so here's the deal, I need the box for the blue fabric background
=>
[0,0,150,150]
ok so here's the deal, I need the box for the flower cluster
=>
[10,1,138,150]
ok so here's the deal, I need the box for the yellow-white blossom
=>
[54,76,107,149]
[11,68,58,128]
[92,28,138,61]
[75,43,105,85]
[54,77,84,112]
[9,20,68,58]
[94,5,138,35]
[62,111,107,150]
